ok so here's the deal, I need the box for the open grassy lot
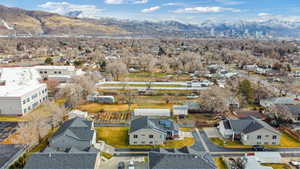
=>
[262,163,291,169]
[210,131,300,148]
[78,103,173,113]
[119,72,191,82]
[96,127,195,149]
[214,157,228,169]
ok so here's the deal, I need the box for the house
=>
[129,116,179,145]
[34,65,84,82]
[184,101,201,113]
[218,116,281,145]
[276,104,300,122]
[260,97,298,108]
[87,93,115,104]
[225,98,240,110]
[0,68,48,116]
[48,117,96,152]
[148,152,217,169]
[242,64,258,71]
[242,155,273,169]
[0,144,26,169]
[68,110,88,119]
[24,152,100,169]
[134,109,171,117]
[173,105,188,116]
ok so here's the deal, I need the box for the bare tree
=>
[106,60,128,81]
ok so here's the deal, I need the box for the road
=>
[192,128,300,157]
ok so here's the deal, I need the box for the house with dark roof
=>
[24,152,100,169]
[48,117,96,152]
[218,116,281,145]
[148,152,217,169]
[276,104,300,122]
[129,116,179,145]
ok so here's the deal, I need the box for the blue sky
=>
[1,0,300,23]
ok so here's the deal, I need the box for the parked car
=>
[291,161,300,166]
[252,145,265,151]
[118,162,125,169]
[128,161,135,169]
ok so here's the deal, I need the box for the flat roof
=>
[0,67,41,86]
[0,83,46,97]
[34,65,75,71]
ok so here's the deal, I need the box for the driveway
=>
[99,156,147,169]
[203,127,222,138]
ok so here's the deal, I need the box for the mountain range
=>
[0,5,300,38]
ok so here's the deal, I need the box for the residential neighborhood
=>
[1,10,300,169]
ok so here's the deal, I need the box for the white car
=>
[128,161,135,169]
[291,161,300,166]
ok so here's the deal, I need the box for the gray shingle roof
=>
[49,117,95,152]
[129,116,178,133]
[149,152,217,169]
[53,117,92,138]
[282,104,300,116]
[226,116,280,134]
[24,152,98,169]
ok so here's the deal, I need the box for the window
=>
[149,141,153,144]
[58,71,62,74]
[23,100,26,104]
[133,142,137,144]
[149,135,154,138]
[257,142,261,145]
[264,142,268,145]
[272,142,276,145]
[141,141,145,144]
[272,135,277,139]
[257,135,262,139]
[54,71,57,74]
[265,135,269,137]
[133,135,138,138]
[40,71,43,74]
[27,98,30,102]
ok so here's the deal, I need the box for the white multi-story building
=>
[33,66,77,82]
[0,67,48,116]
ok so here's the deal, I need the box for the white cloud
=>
[104,0,148,4]
[215,0,244,5]
[133,0,148,4]
[163,2,183,6]
[174,6,240,14]
[142,6,160,13]
[39,2,103,18]
[258,13,270,17]
[105,0,125,4]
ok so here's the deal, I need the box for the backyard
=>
[96,127,195,149]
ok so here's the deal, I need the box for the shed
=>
[134,109,171,117]
[68,110,88,119]
[173,105,188,116]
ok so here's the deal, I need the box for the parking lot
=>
[99,156,148,169]
[0,122,18,142]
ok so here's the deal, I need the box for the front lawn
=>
[96,127,195,149]
[209,138,251,148]
[267,131,300,148]
[262,163,291,169]
[214,157,228,169]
